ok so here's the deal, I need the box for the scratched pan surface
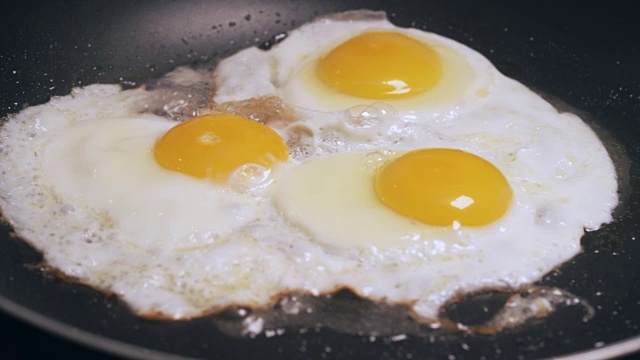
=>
[1,0,639,359]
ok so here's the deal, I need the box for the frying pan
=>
[1,0,639,358]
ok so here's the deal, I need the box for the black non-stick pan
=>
[1,0,640,359]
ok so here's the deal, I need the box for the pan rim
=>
[0,295,195,360]
[2,292,639,360]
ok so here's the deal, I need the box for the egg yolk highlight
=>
[375,149,512,226]
[316,31,442,99]
[153,113,289,181]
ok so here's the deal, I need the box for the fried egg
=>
[213,10,494,120]
[0,10,618,326]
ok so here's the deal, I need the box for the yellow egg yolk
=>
[153,113,289,181]
[316,31,443,99]
[375,148,512,226]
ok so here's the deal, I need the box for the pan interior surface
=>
[1,0,639,359]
